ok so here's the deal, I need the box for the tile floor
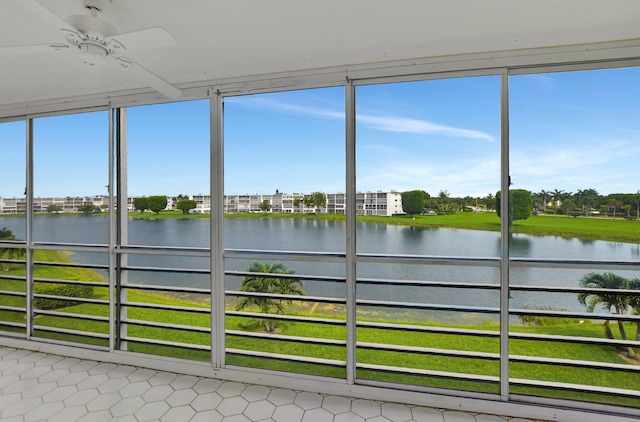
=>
[0,346,544,422]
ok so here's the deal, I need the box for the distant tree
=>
[438,190,451,213]
[401,190,425,218]
[133,197,148,213]
[560,198,577,216]
[302,192,326,214]
[46,204,63,213]
[77,203,98,214]
[176,199,197,214]
[235,262,305,332]
[259,200,271,214]
[312,191,326,211]
[495,189,532,226]
[147,195,168,214]
[293,198,302,210]
[607,198,623,219]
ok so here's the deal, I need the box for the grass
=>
[128,210,640,244]
[1,270,639,407]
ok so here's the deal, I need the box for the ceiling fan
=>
[2,0,182,99]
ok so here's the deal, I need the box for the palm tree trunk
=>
[604,320,614,339]
[618,319,628,341]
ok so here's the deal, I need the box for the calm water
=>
[1,215,639,318]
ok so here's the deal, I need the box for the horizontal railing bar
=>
[122,318,210,333]
[33,294,108,305]
[509,377,640,398]
[509,258,640,270]
[226,347,346,367]
[121,265,210,274]
[357,253,500,267]
[34,278,108,287]
[226,270,346,283]
[0,321,26,329]
[0,306,26,313]
[509,354,640,372]
[0,290,26,297]
[357,342,499,360]
[33,325,109,339]
[0,241,25,247]
[226,330,346,346]
[0,259,25,266]
[510,307,640,322]
[121,335,211,351]
[357,321,499,337]
[0,275,26,281]
[226,290,346,304]
[33,310,109,322]
[357,362,498,383]
[116,245,210,256]
[225,248,345,262]
[122,283,210,295]
[510,284,640,296]
[226,311,346,325]
[122,301,210,314]
[31,242,108,252]
[357,299,499,314]
[357,278,498,290]
[510,331,640,348]
[34,261,108,270]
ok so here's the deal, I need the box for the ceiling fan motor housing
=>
[79,41,107,65]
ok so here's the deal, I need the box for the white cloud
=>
[357,115,496,142]
[227,97,496,142]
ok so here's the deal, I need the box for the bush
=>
[518,306,575,326]
[34,282,94,310]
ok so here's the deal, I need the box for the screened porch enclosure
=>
[1,61,639,420]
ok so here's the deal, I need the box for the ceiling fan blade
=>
[0,43,68,57]
[109,27,177,52]
[115,57,182,100]
[10,0,79,33]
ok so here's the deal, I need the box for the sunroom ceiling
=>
[1,0,639,109]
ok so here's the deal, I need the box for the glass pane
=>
[33,111,109,244]
[0,120,26,239]
[118,253,211,361]
[32,250,109,347]
[355,76,501,393]
[126,100,210,247]
[223,87,346,377]
[509,66,640,408]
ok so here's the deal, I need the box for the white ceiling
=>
[1,0,640,108]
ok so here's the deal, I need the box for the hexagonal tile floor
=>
[0,346,545,422]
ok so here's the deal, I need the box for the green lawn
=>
[128,210,640,244]
[1,218,639,409]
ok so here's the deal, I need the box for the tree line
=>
[401,188,640,220]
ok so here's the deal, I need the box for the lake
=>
[1,215,639,319]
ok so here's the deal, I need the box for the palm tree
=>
[629,277,640,356]
[235,262,305,332]
[578,272,631,341]
[0,227,25,272]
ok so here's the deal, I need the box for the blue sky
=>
[1,66,638,198]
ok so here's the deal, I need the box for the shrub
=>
[34,282,94,310]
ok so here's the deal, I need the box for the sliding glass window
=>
[31,111,110,346]
[509,66,640,408]
[0,120,27,335]
[354,76,502,393]
[223,88,347,377]
[118,100,211,360]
